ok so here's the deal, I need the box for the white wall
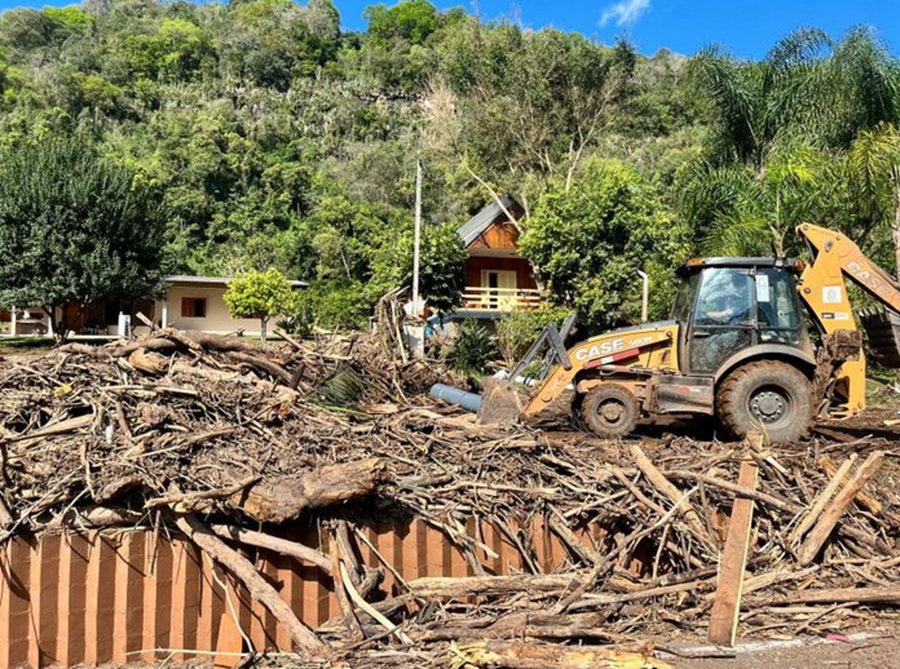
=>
[164,284,267,336]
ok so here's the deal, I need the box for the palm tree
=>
[679,139,827,256]
[684,27,900,259]
[822,28,900,148]
[688,28,830,170]
[848,123,900,277]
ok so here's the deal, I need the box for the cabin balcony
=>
[461,286,542,311]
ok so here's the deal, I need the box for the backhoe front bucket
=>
[476,378,523,425]
[858,307,900,368]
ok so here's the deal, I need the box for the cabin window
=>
[181,297,207,318]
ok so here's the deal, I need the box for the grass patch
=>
[0,336,55,351]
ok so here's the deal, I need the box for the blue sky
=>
[0,0,897,58]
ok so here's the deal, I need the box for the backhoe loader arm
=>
[796,223,900,414]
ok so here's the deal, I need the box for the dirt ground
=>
[658,618,900,668]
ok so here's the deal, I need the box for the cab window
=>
[694,268,754,326]
[670,274,698,323]
[757,268,802,344]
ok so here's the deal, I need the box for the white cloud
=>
[600,0,651,27]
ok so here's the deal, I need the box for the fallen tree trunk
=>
[756,584,900,606]
[172,513,327,657]
[209,523,332,573]
[417,611,628,643]
[235,458,389,523]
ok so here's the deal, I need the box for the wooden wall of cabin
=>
[467,221,520,251]
[463,257,538,290]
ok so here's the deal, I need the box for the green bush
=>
[446,320,498,374]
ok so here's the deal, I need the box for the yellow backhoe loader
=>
[502,224,900,442]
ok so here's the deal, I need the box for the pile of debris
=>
[1,328,899,668]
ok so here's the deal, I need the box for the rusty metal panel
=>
[0,515,598,668]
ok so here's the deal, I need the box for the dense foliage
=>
[0,135,163,338]
[521,158,687,330]
[0,0,898,328]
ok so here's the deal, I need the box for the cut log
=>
[798,451,885,566]
[789,455,856,546]
[172,513,326,657]
[707,457,758,647]
[819,454,883,515]
[235,458,388,523]
[448,640,673,669]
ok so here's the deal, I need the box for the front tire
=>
[717,361,812,442]
[581,384,640,439]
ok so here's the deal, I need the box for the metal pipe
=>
[637,270,650,323]
[429,383,482,413]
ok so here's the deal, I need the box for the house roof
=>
[164,275,309,288]
[457,195,518,247]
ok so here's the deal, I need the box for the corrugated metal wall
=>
[0,516,592,668]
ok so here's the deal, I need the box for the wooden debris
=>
[790,454,856,546]
[1,328,899,665]
[819,454,883,515]
[447,640,673,669]
[172,513,326,657]
[798,451,885,565]
[707,455,758,646]
[630,444,717,552]
[236,458,388,523]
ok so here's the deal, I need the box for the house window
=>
[181,297,207,318]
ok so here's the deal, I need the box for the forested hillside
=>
[0,0,898,329]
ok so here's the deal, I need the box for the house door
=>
[482,270,518,309]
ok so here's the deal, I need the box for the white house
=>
[0,275,308,338]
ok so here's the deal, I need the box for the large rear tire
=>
[717,361,812,442]
[581,384,640,439]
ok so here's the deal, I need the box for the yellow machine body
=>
[516,223,900,439]
[524,322,681,417]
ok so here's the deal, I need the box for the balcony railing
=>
[462,286,542,311]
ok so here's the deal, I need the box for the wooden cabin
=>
[457,195,540,312]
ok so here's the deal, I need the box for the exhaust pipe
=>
[637,270,649,323]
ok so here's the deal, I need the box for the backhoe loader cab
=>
[672,258,811,378]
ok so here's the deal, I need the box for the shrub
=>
[446,320,498,374]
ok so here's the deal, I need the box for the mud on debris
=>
[0,328,899,668]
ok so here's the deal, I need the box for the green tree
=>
[223,267,297,340]
[683,28,900,256]
[520,158,686,329]
[365,0,439,46]
[371,222,467,315]
[0,135,164,341]
[678,140,830,256]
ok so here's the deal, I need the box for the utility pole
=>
[412,158,423,316]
